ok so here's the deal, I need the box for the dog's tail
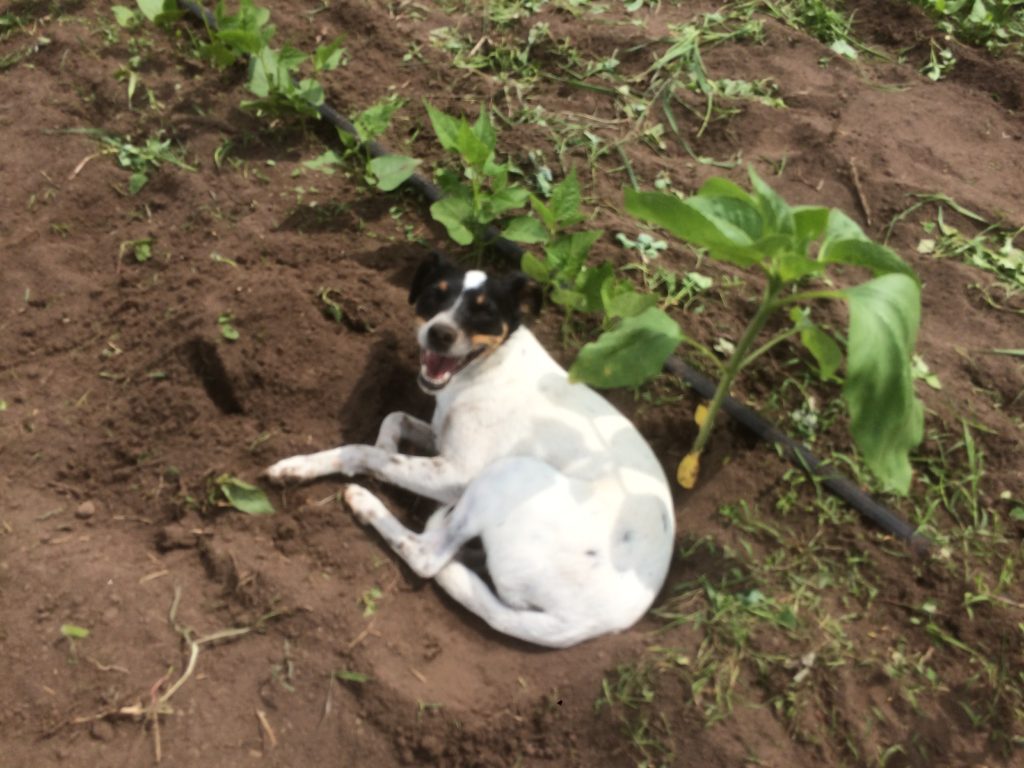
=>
[434,561,604,649]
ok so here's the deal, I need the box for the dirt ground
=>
[1,1,1022,766]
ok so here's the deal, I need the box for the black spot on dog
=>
[620,531,633,543]
[585,549,598,557]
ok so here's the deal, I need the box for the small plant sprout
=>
[217,313,240,341]
[571,167,924,494]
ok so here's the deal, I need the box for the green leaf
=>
[820,238,918,280]
[302,150,345,175]
[424,102,462,153]
[697,176,754,203]
[367,154,420,191]
[793,206,829,241]
[549,169,585,228]
[569,307,684,388]
[748,166,794,235]
[520,251,550,282]
[601,279,658,319]
[136,0,180,24]
[218,313,240,341]
[430,194,475,246]
[354,97,403,143]
[624,188,762,266]
[216,474,276,515]
[60,623,90,639]
[544,230,602,281]
[529,194,557,234]
[313,38,346,71]
[841,274,924,494]
[128,171,148,195]
[486,186,529,218]
[113,5,138,27]
[793,313,842,381]
[502,215,549,244]
[335,669,370,684]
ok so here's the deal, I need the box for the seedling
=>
[74,129,195,194]
[360,586,382,617]
[335,95,420,191]
[217,313,240,341]
[424,103,530,249]
[571,168,924,494]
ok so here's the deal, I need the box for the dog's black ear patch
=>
[409,251,446,305]
[490,272,542,329]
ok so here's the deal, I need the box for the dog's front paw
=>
[263,455,321,485]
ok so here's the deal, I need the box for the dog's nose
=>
[427,323,457,352]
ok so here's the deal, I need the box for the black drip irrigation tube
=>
[179,1,929,553]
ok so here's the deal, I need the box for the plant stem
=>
[740,326,800,369]
[689,280,780,457]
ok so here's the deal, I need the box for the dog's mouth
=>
[418,348,484,391]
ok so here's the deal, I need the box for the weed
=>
[72,129,195,194]
[911,0,1024,52]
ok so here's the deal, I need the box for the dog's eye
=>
[469,295,493,313]
[434,280,449,296]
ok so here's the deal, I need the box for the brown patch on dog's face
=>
[469,323,510,353]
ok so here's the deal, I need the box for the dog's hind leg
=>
[343,484,474,579]
[434,562,590,649]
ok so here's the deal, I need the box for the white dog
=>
[265,254,675,648]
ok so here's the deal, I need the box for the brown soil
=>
[1,1,1022,767]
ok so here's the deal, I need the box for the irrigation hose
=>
[178,1,929,552]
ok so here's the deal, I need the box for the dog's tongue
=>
[422,350,461,379]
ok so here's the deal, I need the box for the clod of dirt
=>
[89,720,114,742]
[74,501,96,519]
[156,523,199,551]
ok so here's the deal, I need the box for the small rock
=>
[90,719,114,742]
[75,501,96,519]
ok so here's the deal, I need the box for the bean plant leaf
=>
[569,307,684,388]
[841,274,924,494]
[424,102,462,153]
[216,474,276,516]
[502,215,549,244]
[367,154,420,192]
[520,251,550,282]
[549,169,585,228]
[430,194,475,245]
[601,279,658,319]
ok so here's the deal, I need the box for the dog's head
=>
[408,252,539,393]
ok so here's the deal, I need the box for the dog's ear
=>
[496,272,543,326]
[408,251,446,304]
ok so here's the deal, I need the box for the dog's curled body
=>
[266,257,675,648]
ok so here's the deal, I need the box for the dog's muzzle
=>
[418,347,484,392]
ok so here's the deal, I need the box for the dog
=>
[265,253,675,648]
